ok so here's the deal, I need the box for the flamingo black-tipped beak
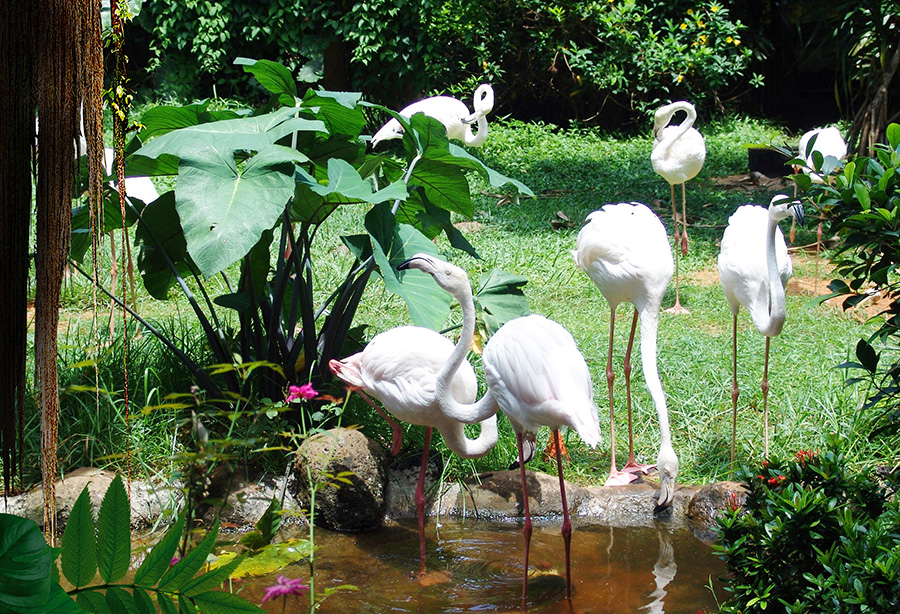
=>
[398,252,435,272]
[653,479,675,515]
[791,202,805,227]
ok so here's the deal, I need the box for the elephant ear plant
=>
[73,58,532,424]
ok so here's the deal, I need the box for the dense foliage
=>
[716,445,900,612]
[794,123,900,437]
[135,0,758,125]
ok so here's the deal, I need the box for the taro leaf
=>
[399,188,479,258]
[447,144,534,197]
[133,513,185,588]
[301,89,367,138]
[61,487,97,589]
[97,475,131,584]
[408,158,472,217]
[856,339,879,374]
[235,58,297,103]
[190,590,264,613]
[176,144,302,277]
[0,514,52,612]
[136,106,318,163]
[366,204,451,330]
[157,520,220,592]
[293,159,408,224]
[341,234,373,262]
[474,270,531,335]
[134,191,191,300]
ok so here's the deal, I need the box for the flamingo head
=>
[653,443,679,514]
[398,252,472,298]
[768,193,805,227]
[652,100,696,140]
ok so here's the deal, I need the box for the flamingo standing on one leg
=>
[651,101,706,314]
[329,326,498,578]
[371,84,495,148]
[717,195,804,469]
[573,202,679,510]
[398,253,601,604]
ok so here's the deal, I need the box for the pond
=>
[241,517,726,613]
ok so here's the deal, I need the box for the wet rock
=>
[0,468,175,531]
[293,427,389,532]
[198,465,303,529]
[686,481,747,540]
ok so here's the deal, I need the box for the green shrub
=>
[715,444,899,612]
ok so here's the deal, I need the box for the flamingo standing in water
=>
[718,195,804,467]
[399,253,600,603]
[329,326,498,578]
[573,202,679,511]
[371,84,495,147]
[651,100,706,314]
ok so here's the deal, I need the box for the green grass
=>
[30,113,893,492]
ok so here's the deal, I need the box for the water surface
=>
[247,517,726,613]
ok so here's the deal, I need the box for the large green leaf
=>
[133,513,185,588]
[301,90,367,137]
[42,582,83,614]
[0,514,52,612]
[176,144,302,277]
[474,270,531,335]
[235,58,297,101]
[446,144,534,197]
[135,190,191,300]
[365,204,450,330]
[61,488,97,589]
[293,159,409,223]
[97,475,131,584]
[408,158,473,217]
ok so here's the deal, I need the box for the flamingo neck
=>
[437,415,498,458]
[638,309,670,447]
[435,281,497,422]
[463,115,488,147]
[656,104,695,154]
[760,215,787,337]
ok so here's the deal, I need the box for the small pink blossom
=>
[261,574,309,603]
[170,556,180,566]
[286,383,318,403]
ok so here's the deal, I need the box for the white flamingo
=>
[651,100,706,314]
[371,84,495,147]
[573,202,678,511]
[399,253,600,603]
[329,326,498,577]
[717,194,804,467]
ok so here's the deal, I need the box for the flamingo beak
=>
[653,476,675,514]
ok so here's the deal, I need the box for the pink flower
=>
[261,574,308,603]
[170,556,180,566]
[286,383,318,403]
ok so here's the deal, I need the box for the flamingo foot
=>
[621,459,656,475]
[411,569,452,586]
[663,302,690,315]
[605,470,640,487]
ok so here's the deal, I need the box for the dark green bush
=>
[715,444,899,612]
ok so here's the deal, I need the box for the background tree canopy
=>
[128,0,897,133]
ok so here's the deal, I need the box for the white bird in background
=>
[573,202,678,511]
[795,126,847,291]
[329,326,498,577]
[371,84,495,147]
[717,195,804,468]
[651,100,706,314]
[398,253,600,604]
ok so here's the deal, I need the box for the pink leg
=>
[415,427,433,576]
[606,309,638,486]
[517,432,533,607]
[762,338,771,459]
[554,430,572,600]
[355,389,403,456]
[730,313,739,473]
[664,183,689,315]
[681,182,689,256]
[622,309,654,475]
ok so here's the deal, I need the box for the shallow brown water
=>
[244,518,726,613]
